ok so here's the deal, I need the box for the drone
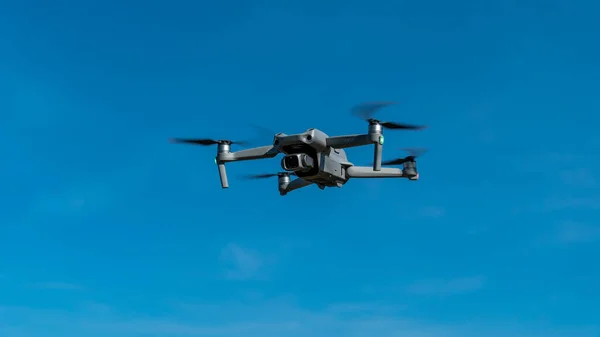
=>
[170,102,428,196]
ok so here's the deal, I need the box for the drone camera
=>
[281,153,314,172]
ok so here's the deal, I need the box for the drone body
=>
[171,102,427,196]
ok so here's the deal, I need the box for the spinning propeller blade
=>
[351,102,427,130]
[169,138,248,146]
[379,121,427,130]
[240,172,294,180]
[170,124,278,148]
[381,148,428,166]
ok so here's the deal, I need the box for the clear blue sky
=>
[1,0,599,336]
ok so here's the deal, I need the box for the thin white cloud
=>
[465,104,497,144]
[26,282,84,291]
[0,299,597,337]
[465,225,489,236]
[419,206,445,218]
[559,168,596,188]
[82,302,112,315]
[554,221,600,244]
[544,152,589,162]
[28,183,114,217]
[219,243,264,280]
[512,152,597,191]
[407,276,485,295]
[543,197,600,212]
[325,302,408,315]
[511,195,600,215]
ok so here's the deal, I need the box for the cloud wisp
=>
[0,297,597,337]
[553,221,600,245]
[219,243,264,280]
[419,206,446,218]
[542,197,600,212]
[25,282,84,291]
[406,276,485,295]
[559,168,597,188]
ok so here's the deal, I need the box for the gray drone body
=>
[172,102,426,196]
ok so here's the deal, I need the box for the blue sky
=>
[1,0,599,336]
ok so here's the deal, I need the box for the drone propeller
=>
[170,123,280,148]
[351,102,427,130]
[169,138,248,146]
[381,148,428,166]
[240,172,294,180]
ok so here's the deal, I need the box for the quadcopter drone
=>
[170,102,428,196]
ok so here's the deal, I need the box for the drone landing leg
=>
[325,123,384,171]
[215,145,278,189]
[373,142,382,171]
[217,162,228,188]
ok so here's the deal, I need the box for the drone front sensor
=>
[171,101,428,195]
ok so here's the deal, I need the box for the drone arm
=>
[215,145,279,189]
[326,131,384,171]
[326,134,372,149]
[219,145,279,162]
[346,166,409,178]
[279,177,313,196]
